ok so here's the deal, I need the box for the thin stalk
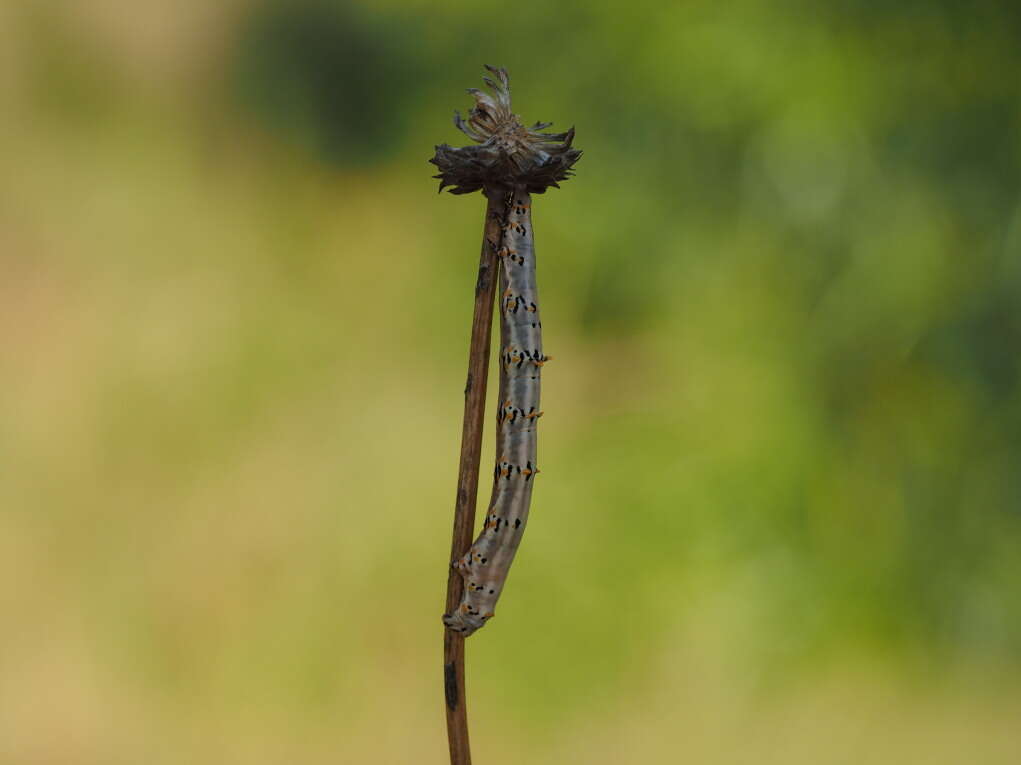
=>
[443,188,507,765]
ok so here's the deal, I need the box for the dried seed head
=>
[430,65,582,195]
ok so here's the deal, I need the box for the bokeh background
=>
[3,0,1021,762]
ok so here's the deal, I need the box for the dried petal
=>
[429,67,581,194]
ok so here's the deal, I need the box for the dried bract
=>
[429,66,582,195]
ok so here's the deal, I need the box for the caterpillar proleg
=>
[432,67,580,637]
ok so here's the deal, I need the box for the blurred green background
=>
[2,0,1021,762]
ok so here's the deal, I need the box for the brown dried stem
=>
[443,188,507,765]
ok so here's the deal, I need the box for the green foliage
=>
[3,0,1021,761]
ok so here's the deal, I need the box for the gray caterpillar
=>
[442,191,547,636]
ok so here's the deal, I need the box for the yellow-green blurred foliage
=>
[3,0,1020,762]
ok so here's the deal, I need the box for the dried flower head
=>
[430,66,582,195]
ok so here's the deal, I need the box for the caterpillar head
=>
[442,607,494,637]
[430,65,582,196]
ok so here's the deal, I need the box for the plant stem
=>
[443,188,507,765]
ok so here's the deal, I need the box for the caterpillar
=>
[432,66,580,637]
[442,189,546,636]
